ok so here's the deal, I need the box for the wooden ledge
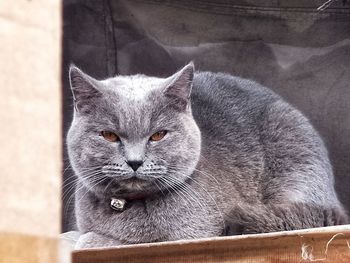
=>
[72,225,350,263]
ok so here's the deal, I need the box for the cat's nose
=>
[126,160,144,171]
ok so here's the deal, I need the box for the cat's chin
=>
[112,178,161,201]
[118,177,155,191]
[89,176,160,199]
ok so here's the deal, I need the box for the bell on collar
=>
[110,197,126,211]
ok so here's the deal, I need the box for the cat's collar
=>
[110,193,154,212]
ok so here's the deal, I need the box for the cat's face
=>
[67,63,201,198]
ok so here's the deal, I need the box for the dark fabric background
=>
[62,0,350,231]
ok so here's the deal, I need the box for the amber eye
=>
[101,131,119,142]
[150,130,167,141]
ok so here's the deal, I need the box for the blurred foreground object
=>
[0,0,61,262]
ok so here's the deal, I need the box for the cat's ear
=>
[164,62,194,111]
[69,65,102,113]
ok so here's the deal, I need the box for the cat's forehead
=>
[101,74,167,101]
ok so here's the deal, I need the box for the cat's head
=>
[67,63,201,198]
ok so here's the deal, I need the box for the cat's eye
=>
[101,131,120,142]
[150,130,167,141]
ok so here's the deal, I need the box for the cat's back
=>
[191,71,325,154]
[191,71,322,141]
[191,71,337,205]
[192,71,279,108]
[191,71,282,141]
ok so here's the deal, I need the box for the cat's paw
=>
[323,206,349,226]
[75,232,123,249]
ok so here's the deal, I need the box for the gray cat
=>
[67,63,348,248]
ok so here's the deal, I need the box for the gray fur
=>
[67,63,348,248]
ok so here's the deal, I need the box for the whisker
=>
[63,170,104,216]
[162,176,206,212]
[175,172,226,230]
[153,180,166,197]
[76,176,107,207]
[158,177,192,212]
[62,169,103,194]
